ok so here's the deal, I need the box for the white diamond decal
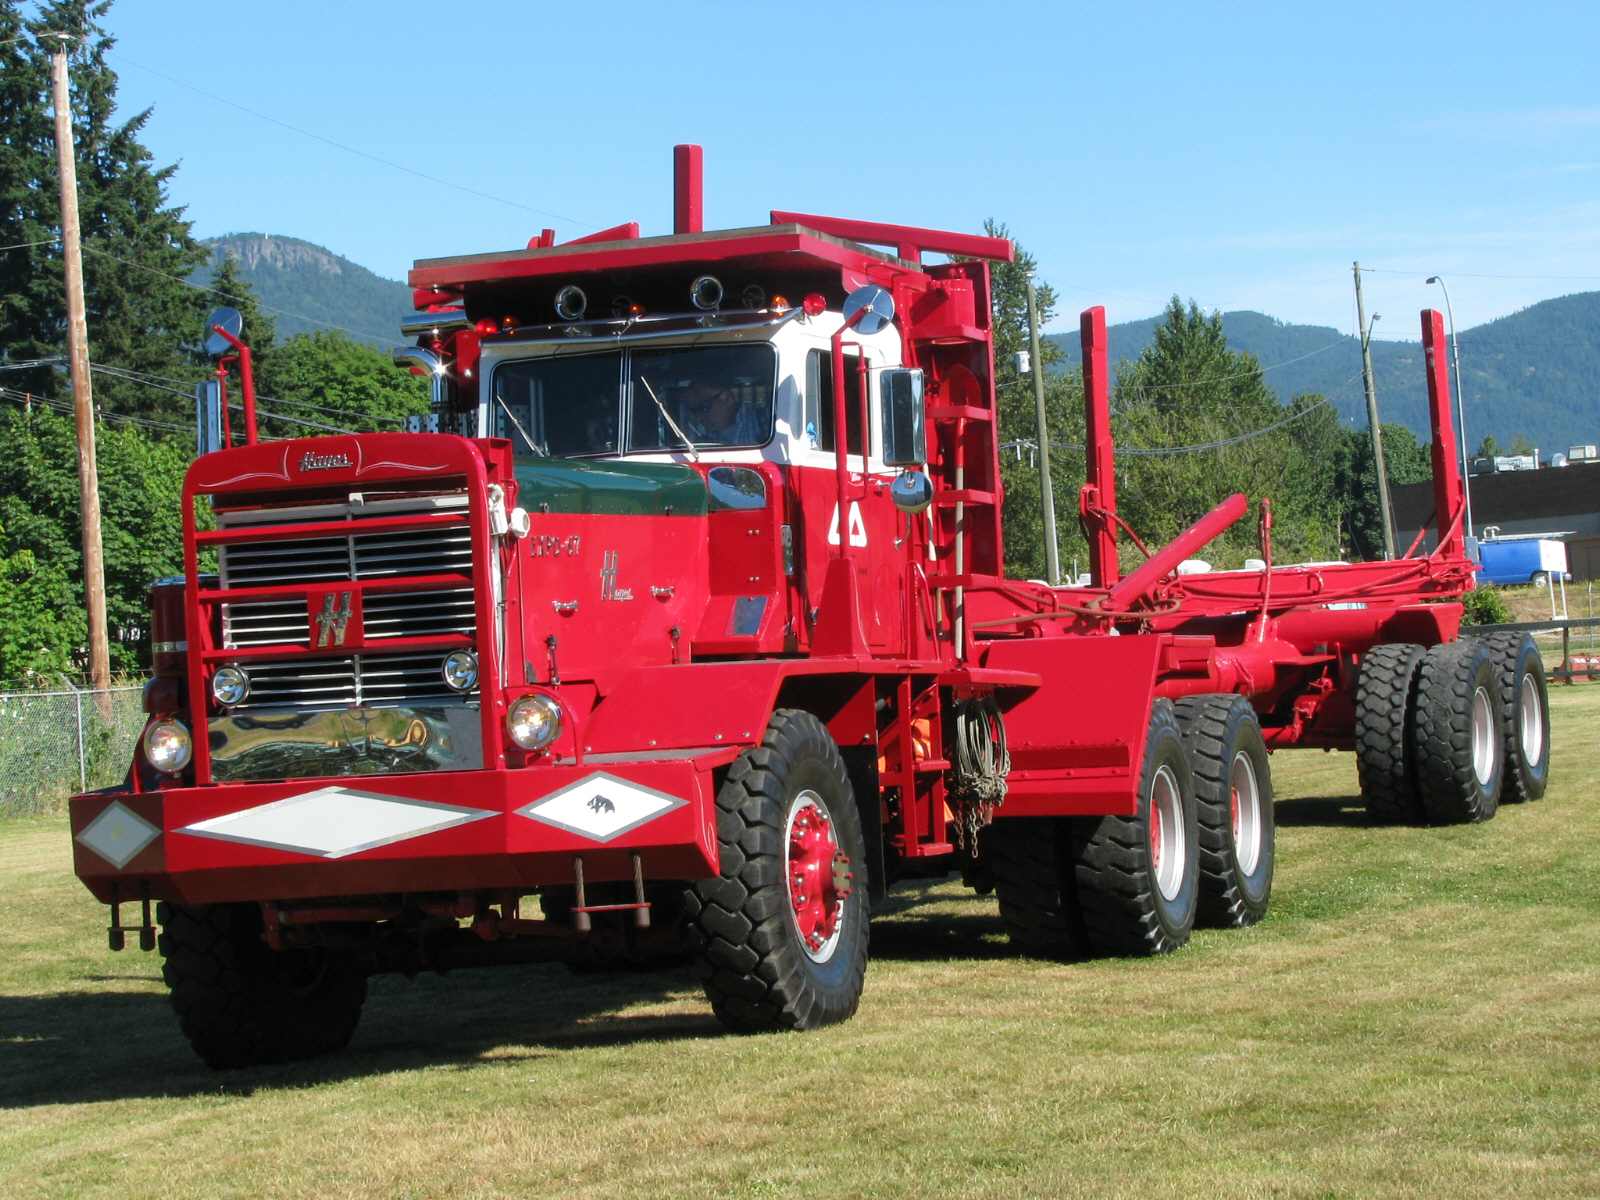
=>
[516,772,686,842]
[179,786,496,859]
[76,801,160,869]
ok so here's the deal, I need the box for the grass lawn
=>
[2,687,1598,1199]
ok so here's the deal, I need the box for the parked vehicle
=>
[69,147,1550,1068]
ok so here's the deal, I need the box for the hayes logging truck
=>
[70,146,1551,1068]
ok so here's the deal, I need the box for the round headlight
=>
[211,665,250,706]
[507,694,562,751]
[441,650,479,693]
[144,719,193,774]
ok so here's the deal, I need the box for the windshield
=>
[629,344,775,451]
[492,343,775,457]
[493,352,622,457]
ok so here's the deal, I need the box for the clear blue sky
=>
[94,0,1600,339]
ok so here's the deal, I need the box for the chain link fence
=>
[0,684,146,817]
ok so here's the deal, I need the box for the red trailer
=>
[69,147,1551,1067]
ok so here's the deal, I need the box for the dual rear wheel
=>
[986,694,1274,964]
[1356,635,1545,824]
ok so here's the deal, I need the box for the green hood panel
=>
[512,458,708,516]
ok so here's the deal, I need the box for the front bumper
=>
[70,753,731,907]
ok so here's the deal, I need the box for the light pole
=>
[1426,276,1474,544]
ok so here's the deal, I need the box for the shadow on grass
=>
[1273,793,1372,828]
[0,959,718,1110]
[1,886,1027,1107]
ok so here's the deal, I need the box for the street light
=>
[1426,276,1475,545]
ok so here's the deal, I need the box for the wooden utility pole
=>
[1025,275,1060,585]
[51,43,110,693]
[1353,262,1396,560]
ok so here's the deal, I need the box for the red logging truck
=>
[69,146,1550,1068]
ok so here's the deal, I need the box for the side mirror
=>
[891,470,933,515]
[880,368,926,466]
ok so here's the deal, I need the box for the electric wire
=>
[1001,373,1360,460]
[77,241,407,346]
[108,51,598,231]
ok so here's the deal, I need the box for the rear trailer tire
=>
[1413,640,1505,824]
[1481,631,1550,802]
[982,817,1087,960]
[1173,694,1274,928]
[685,709,869,1033]
[1355,643,1426,824]
[1072,699,1199,956]
[157,901,367,1069]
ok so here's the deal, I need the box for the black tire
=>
[1072,699,1199,956]
[157,901,367,1069]
[982,817,1088,960]
[1355,643,1426,824]
[1413,640,1505,824]
[1173,694,1274,928]
[684,709,869,1033]
[1480,632,1550,803]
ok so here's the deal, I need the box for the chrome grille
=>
[216,492,476,650]
[364,588,476,640]
[235,651,466,712]
[224,599,310,648]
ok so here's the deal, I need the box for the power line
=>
[109,51,598,231]
[77,241,407,346]
[1111,338,1347,394]
[1365,267,1600,282]
[0,236,58,253]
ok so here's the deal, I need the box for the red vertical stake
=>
[1080,306,1119,587]
[1422,308,1464,558]
[673,144,703,234]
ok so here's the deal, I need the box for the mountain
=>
[1046,292,1600,453]
[195,231,1600,452]
[196,234,412,347]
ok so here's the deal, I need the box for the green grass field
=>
[3,687,1598,1199]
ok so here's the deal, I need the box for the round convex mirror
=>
[842,285,895,335]
[202,307,243,355]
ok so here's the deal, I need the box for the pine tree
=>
[0,1,210,425]
[1111,298,1339,567]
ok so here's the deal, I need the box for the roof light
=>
[474,319,498,335]
[803,293,826,317]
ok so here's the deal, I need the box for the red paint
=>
[73,154,1482,949]
[673,144,702,234]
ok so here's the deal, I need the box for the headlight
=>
[507,694,562,751]
[211,665,250,706]
[144,719,193,773]
[441,650,479,693]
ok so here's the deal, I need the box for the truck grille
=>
[239,651,465,711]
[216,493,475,650]
[212,492,480,712]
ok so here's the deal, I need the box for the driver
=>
[683,380,765,446]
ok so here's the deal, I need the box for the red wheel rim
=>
[787,792,851,962]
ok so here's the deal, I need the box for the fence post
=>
[65,678,87,790]
[1562,624,1573,686]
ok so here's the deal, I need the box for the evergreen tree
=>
[1334,422,1431,560]
[0,1,209,423]
[1110,298,1339,567]
[969,221,1086,581]
[255,330,427,437]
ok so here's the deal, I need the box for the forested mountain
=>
[1046,292,1600,454]
[195,234,411,347]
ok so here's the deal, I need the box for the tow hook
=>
[569,852,652,933]
[106,879,156,952]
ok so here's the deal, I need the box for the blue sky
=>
[98,0,1600,338]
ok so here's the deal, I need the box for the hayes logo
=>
[313,591,354,647]
[299,451,352,472]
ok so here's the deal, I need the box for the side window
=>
[807,348,865,456]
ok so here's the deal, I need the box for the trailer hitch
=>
[106,879,156,952]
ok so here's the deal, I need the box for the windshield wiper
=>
[637,375,699,462]
[494,395,543,456]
